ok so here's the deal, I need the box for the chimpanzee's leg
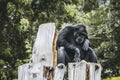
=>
[85,48,97,63]
[57,46,71,65]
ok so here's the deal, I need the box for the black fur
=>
[57,25,97,65]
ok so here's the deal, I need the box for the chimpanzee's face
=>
[74,32,86,44]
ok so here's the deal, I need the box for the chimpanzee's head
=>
[74,32,87,45]
[74,24,88,45]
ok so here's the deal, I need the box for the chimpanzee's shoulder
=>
[62,26,74,32]
[87,47,93,51]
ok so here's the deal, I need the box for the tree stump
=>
[18,23,56,80]
[68,60,102,80]
[18,23,102,80]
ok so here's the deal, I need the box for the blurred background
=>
[0,0,120,80]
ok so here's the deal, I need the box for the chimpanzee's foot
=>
[57,63,65,69]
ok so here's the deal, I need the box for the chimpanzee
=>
[57,24,97,66]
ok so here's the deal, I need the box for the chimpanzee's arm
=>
[57,26,76,50]
[87,48,97,63]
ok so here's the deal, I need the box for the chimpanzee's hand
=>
[69,45,79,53]
[82,39,89,51]
[74,53,81,62]
[74,48,81,62]
[69,45,81,61]
[74,48,80,54]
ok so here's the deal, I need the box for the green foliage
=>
[83,0,99,12]
[19,18,30,31]
[0,59,5,67]
[16,0,31,5]
[65,4,77,17]
[104,76,120,80]
[0,0,120,79]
